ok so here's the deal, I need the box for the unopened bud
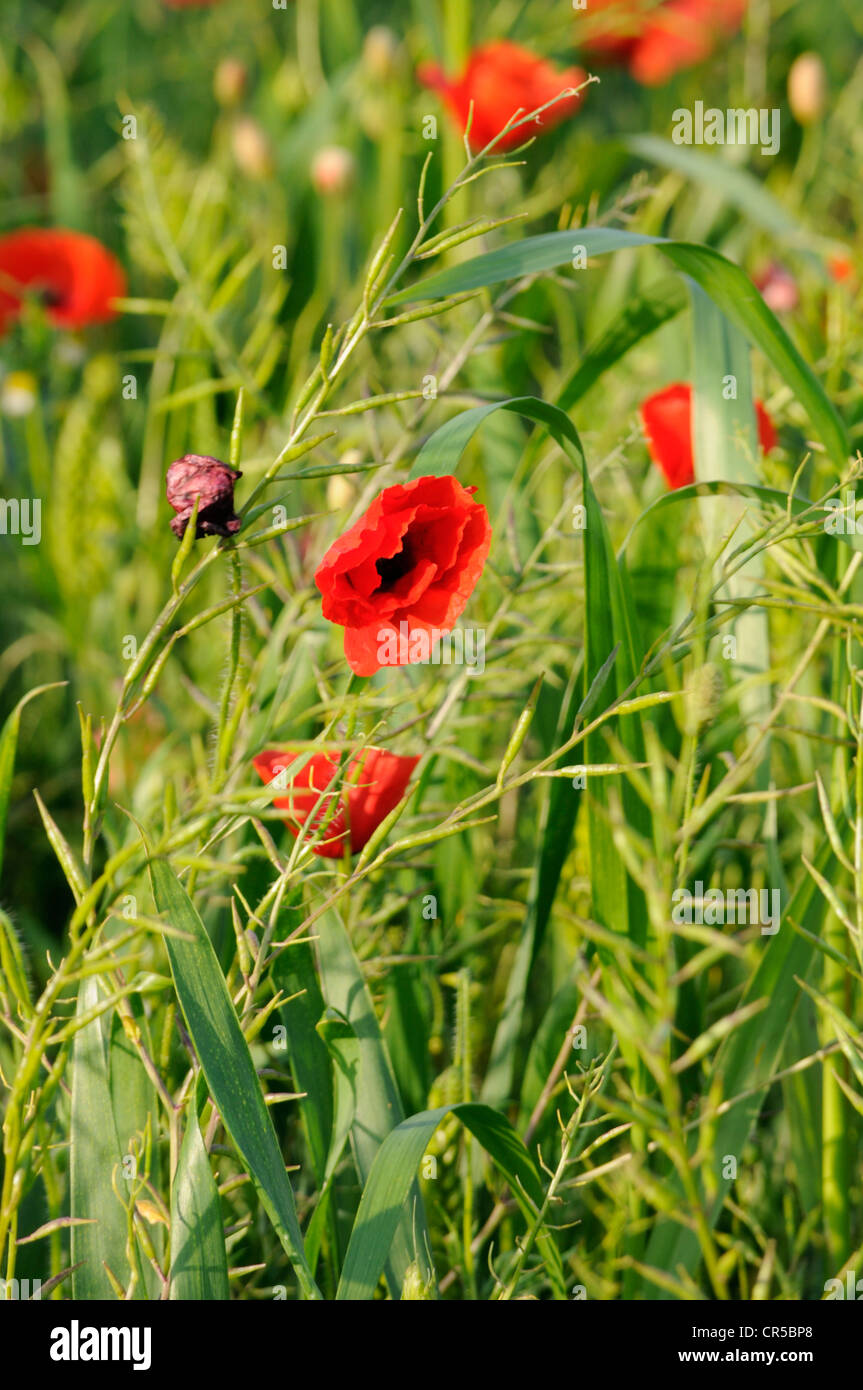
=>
[311,146,355,197]
[232,116,274,179]
[788,52,826,125]
[214,58,247,108]
[327,465,358,512]
[362,26,400,82]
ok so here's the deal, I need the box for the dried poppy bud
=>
[165,454,242,539]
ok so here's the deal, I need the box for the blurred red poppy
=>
[315,473,491,677]
[827,253,856,288]
[0,228,125,335]
[417,41,586,150]
[580,0,747,86]
[641,382,777,490]
[252,747,420,858]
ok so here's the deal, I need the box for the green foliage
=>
[2,0,862,1305]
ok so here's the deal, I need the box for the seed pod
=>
[401,1261,434,1300]
[165,454,242,539]
[685,662,724,734]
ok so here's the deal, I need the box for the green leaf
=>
[315,906,432,1297]
[406,395,650,1107]
[149,857,320,1299]
[70,977,133,1299]
[641,838,834,1293]
[0,683,64,884]
[336,1102,565,1300]
[108,1006,161,1298]
[272,942,333,1188]
[391,228,848,470]
[170,1087,230,1301]
[556,277,688,413]
[620,479,863,558]
[626,135,821,251]
[304,1010,360,1273]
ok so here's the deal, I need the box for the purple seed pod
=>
[165,454,242,540]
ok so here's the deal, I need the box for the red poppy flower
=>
[0,228,125,336]
[640,382,777,490]
[417,42,587,151]
[580,0,747,86]
[252,747,420,858]
[315,473,491,677]
[827,253,856,288]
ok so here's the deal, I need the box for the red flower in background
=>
[641,382,777,490]
[580,0,747,86]
[252,747,420,858]
[827,253,856,288]
[417,42,587,150]
[315,473,491,677]
[0,228,125,336]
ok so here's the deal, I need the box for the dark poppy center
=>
[33,283,64,309]
[375,538,415,590]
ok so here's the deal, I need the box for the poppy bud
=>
[362,26,400,82]
[310,146,356,196]
[273,59,305,114]
[788,52,826,125]
[231,116,275,179]
[214,58,247,107]
[327,472,357,512]
[165,454,242,539]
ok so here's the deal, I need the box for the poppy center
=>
[375,538,415,590]
[31,283,64,309]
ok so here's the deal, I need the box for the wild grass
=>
[1,0,861,1301]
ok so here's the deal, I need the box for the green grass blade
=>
[392,229,848,469]
[626,135,820,249]
[169,1090,230,1300]
[0,683,64,885]
[556,277,688,412]
[641,839,834,1292]
[70,977,133,1299]
[314,905,432,1297]
[272,942,333,1187]
[149,857,320,1299]
[335,1102,565,1300]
